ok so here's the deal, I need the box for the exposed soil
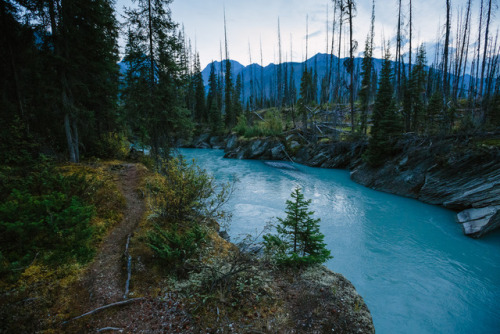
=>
[84,163,145,307]
[59,163,193,333]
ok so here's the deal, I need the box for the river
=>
[179,148,500,334]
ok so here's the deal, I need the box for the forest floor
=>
[61,163,192,333]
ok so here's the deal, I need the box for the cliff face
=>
[349,138,500,238]
[185,133,500,238]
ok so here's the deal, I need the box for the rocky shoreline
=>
[181,132,500,238]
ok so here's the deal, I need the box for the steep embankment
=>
[188,133,500,238]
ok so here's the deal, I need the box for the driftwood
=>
[97,327,123,332]
[123,234,132,299]
[62,297,145,324]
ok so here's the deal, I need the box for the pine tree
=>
[232,73,243,122]
[359,1,375,135]
[193,53,206,124]
[365,47,402,166]
[264,187,332,266]
[408,44,428,133]
[123,0,193,164]
[207,61,222,132]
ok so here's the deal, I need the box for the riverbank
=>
[0,159,374,333]
[181,132,500,238]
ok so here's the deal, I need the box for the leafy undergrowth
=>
[1,156,374,333]
[0,160,126,333]
[124,157,374,333]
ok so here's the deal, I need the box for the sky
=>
[116,0,498,69]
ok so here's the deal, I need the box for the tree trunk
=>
[443,0,451,98]
[348,0,355,133]
[479,0,492,123]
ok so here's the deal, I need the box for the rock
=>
[350,136,500,237]
[310,151,328,167]
[225,134,238,150]
[290,140,300,150]
[209,136,224,149]
[218,230,230,241]
[270,143,286,160]
[458,206,500,238]
[194,133,210,148]
[248,139,267,158]
[264,162,298,170]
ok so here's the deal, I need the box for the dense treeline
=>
[195,0,500,165]
[1,0,500,261]
[3,0,499,166]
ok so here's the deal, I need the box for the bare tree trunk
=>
[479,0,492,123]
[443,0,451,98]
[278,17,282,109]
[148,0,154,85]
[408,0,413,74]
[454,0,471,100]
[348,0,355,133]
[396,0,402,101]
[475,0,484,105]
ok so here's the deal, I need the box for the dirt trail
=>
[61,163,191,333]
[85,163,144,307]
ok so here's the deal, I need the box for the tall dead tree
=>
[443,0,451,98]
[277,17,283,108]
[479,0,492,121]
[395,0,403,101]
[346,0,356,132]
[475,0,484,103]
[453,0,472,100]
[408,0,413,74]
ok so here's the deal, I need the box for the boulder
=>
[226,134,238,150]
[458,206,500,238]
[248,139,268,158]
[209,136,224,149]
[270,143,286,160]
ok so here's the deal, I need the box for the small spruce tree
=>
[264,187,332,266]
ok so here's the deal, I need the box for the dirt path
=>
[85,163,144,307]
[61,163,191,333]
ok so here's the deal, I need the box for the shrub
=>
[145,156,232,224]
[263,187,332,266]
[147,224,206,264]
[0,189,96,270]
[92,132,130,159]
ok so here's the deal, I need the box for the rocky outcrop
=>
[350,137,500,238]
[180,133,500,238]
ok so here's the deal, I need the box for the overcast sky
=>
[116,0,498,69]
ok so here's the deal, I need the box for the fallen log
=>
[62,297,145,324]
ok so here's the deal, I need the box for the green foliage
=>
[0,160,98,276]
[147,224,206,264]
[233,112,283,138]
[122,0,194,164]
[365,48,403,166]
[92,132,130,159]
[264,187,332,266]
[143,156,232,267]
[146,157,230,223]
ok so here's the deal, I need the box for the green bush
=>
[0,190,95,269]
[92,132,130,159]
[263,187,332,266]
[0,158,100,276]
[233,111,284,138]
[147,224,206,264]
[146,157,232,224]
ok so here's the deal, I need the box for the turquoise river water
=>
[179,148,500,334]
